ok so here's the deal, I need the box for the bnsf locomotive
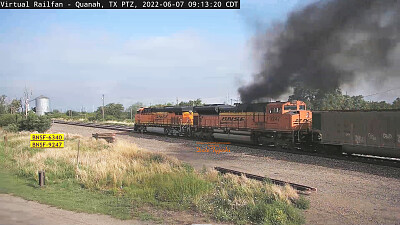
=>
[134,100,400,158]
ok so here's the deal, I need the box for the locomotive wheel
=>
[194,132,202,140]
[164,128,172,136]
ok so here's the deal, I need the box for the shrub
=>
[18,113,51,133]
[0,114,20,127]
[3,123,19,132]
[88,116,97,121]
[294,196,310,209]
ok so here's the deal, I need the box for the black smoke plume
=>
[239,0,400,103]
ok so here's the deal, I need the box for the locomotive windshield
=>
[284,105,297,110]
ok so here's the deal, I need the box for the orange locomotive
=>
[135,100,312,147]
[193,100,312,147]
[134,106,193,136]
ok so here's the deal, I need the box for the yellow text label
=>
[30,141,64,148]
[30,134,64,141]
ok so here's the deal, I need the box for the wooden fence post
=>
[38,171,45,187]
[76,140,80,169]
[4,135,7,152]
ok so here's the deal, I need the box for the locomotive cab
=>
[266,101,312,131]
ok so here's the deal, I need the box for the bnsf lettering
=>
[270,116,280,122]
[221,117,245,121]
[295,119,309,122]
[155,115,168,119]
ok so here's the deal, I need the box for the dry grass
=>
[0,129,307,224]
[13,136,183,190]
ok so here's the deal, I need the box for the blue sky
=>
[0,0,340,111]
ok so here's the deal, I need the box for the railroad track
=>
[52,120,400,168]
[53,120,135,132]
[214,167,317,193]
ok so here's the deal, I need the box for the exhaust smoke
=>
[239,0,400,103]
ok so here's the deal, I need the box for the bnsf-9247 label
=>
[30,141,64,148]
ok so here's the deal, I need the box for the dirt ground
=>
[3,123,400,225]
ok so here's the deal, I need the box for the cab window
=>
[299,105,306,110]
[269,107,281,114]
[284,105,297,110]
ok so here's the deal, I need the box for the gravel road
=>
[35,124,400,224]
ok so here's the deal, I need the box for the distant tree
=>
[392,98,400,109]
[127,102,144,113]
[318,89,344,110]
[178,98,203,107]
[367,101,392,110]
[0,95,7,114]
[288,85,322,110]
[288,86,373,110]
[65,110,79,117]
[350,95,369,110]
[96,103,125,120]
[152,103,174,108]
[10,99,21,114]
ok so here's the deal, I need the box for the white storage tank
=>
[35,95,50,116]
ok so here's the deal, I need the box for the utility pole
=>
[23,87,30,119]
[130,107,133,121]
[102,94,105,121]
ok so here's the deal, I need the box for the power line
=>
[364,87,400,98]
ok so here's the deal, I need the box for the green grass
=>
[0,170,133,220]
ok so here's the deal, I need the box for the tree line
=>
[0,94,51,133]
[288,86,400,110]
[47,98,204,121]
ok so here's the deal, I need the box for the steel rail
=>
[214,166,317,192]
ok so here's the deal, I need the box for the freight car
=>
[313,110,400,158]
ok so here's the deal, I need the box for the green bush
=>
[0,114,20,127]
[294,196,310,210]
[87,116,97,121]
[46,112,68,119]
[3,123,19,132]
[18,113,51,133]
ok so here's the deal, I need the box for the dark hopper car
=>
[312,110,400,158]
